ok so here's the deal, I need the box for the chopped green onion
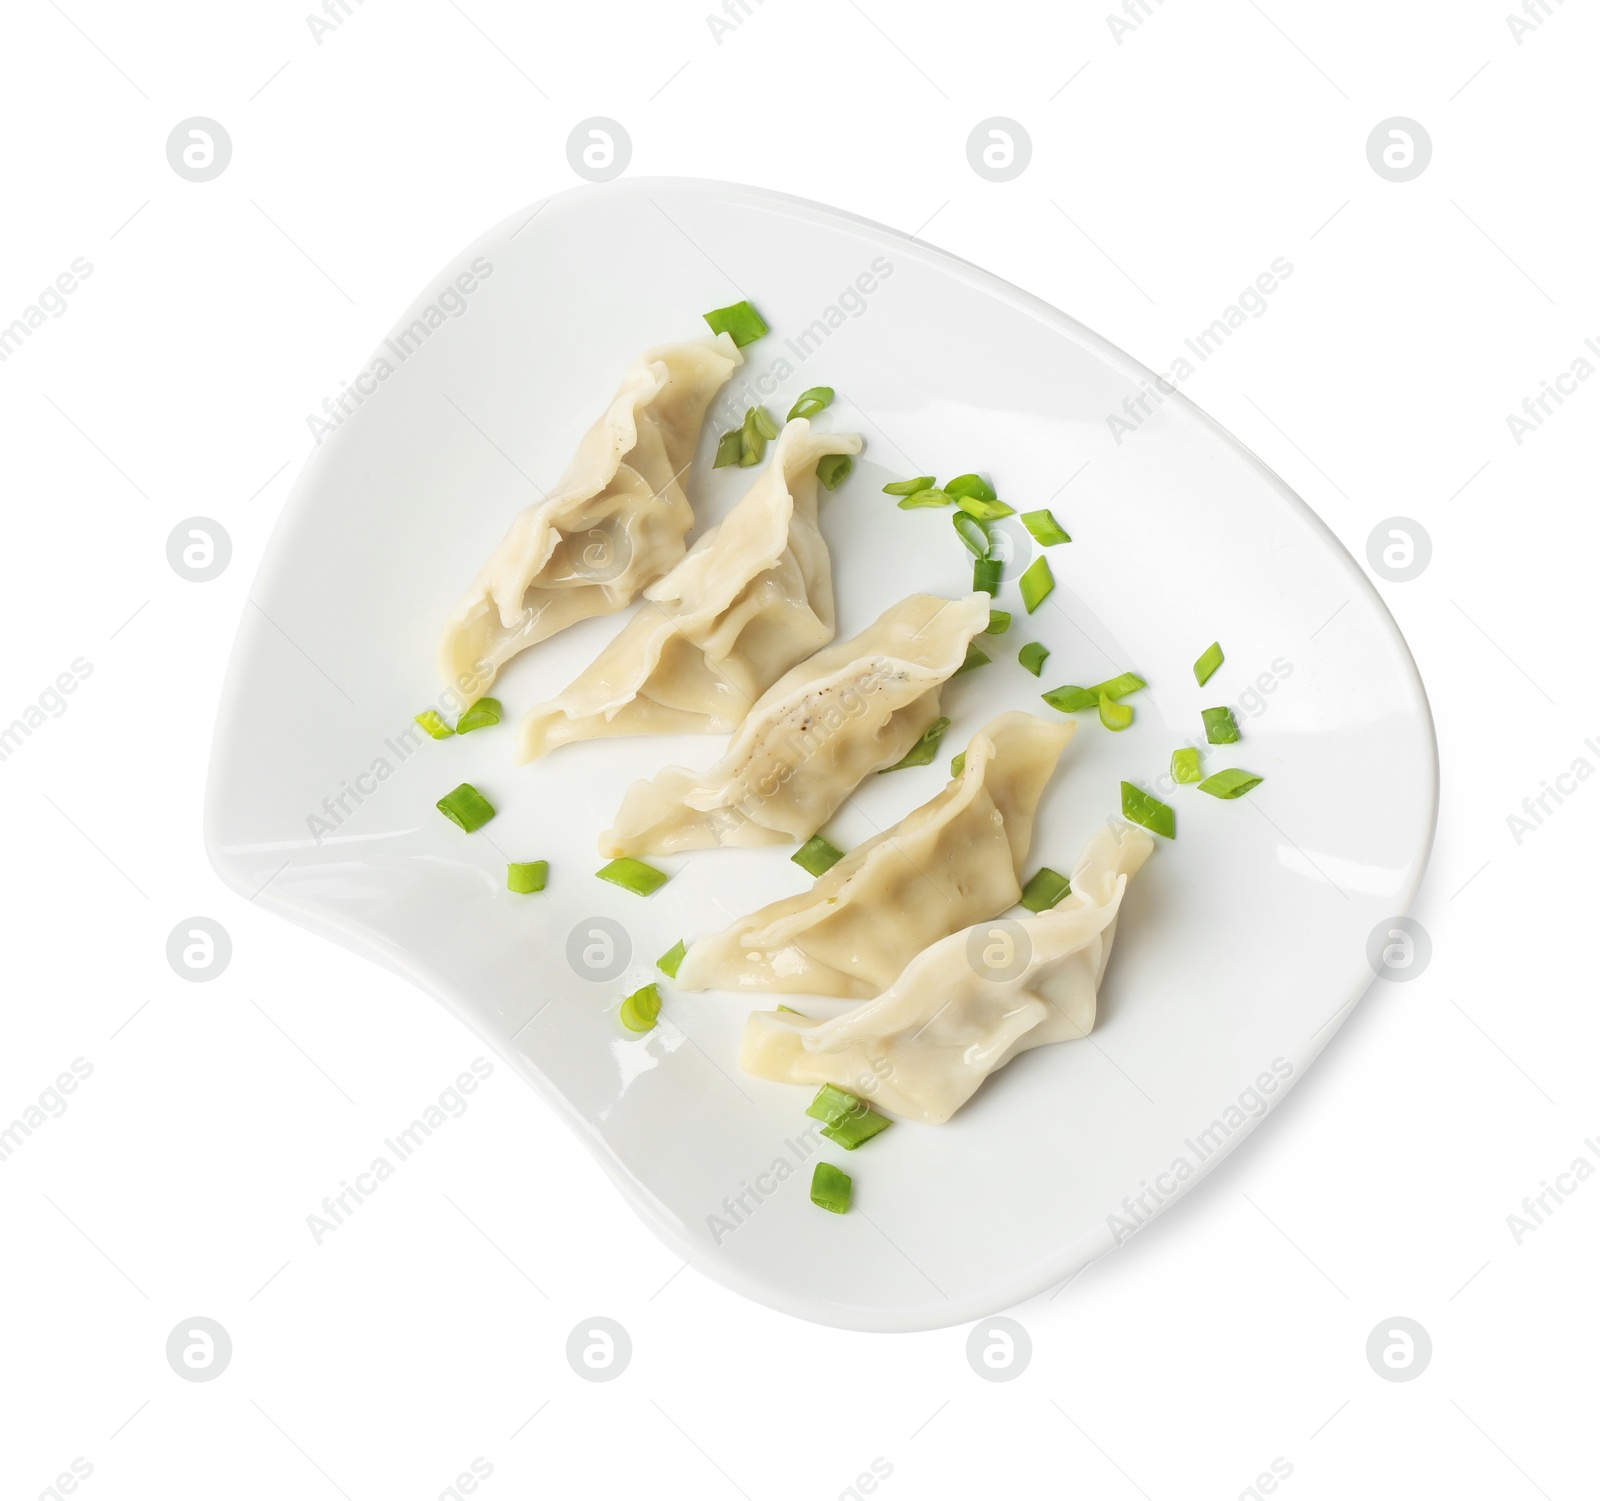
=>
[702,300,768,347]
[816,453,853,491]
[954,642,991,676]
[437,783,495,832]
[985,610,1012,635]
[1202,706,1240,745]
[712,427,743,468]
[1042,685,1097,713]
[738,407,769,466]
[1018,642,1049,677]
[806,1083,863,1125]
[897,487,951,509]
[786,386,834,421]
[455,697,501,734]
[879,716,950,773]
[823,1108,892,1150]
[1020,867,1071,912]
[414,709,454,739]
[973,558,1002,595]
[1120,781,1175,839]
[952,511,990,559]
[883,475,936,495]
[506,860,547,893]
[775,1003,805,1015]
[956,494,1015,522]
[1171,747,1203,784]
[1089,672,1145,700]
[1021,509,1071,546]
[619,982,662,1033]
[657,939,687,977]
[949,751,966,778]
[1019,556,1054,613]
[1098,694,1133,731]
[1198,768,1263,800]
[792,835,845,877]
[810,1161,852,1214]
[596,857,670,896]
[944,474,997,505]
[751,405,779,441]
[1194,641,1224,686]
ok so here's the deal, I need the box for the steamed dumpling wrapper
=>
[515,419,860,762]
[437,332,742,693]
[676,712,1075,998]
[600,592,991,856]
[739,821,1154,1123]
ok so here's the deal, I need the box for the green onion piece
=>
[751,405,779,441]
[738,407,768,466]
[1121,781,1175,839]
[1198,768,1263,800]
[619,982,662,1033]
[786,386,834,421]
[702,300,768,347]
[792,835,845,877]
[816,453,853,491]
[1202,706,1241,745]
[1088,671,1145,700]
[455,696,502,734]
[1018,642,1049,677]
[775,1003,805,1015]
[657,939,687,978]
[897,487,951,509]
[1020,867,1071,912]
[823,1108,892,1150]
[952,511,990,559]
[944,473,997,505]
[973,558,1002,595]
[506,860,547,893]
[806,1083,863,1125]
[414,709,454,739]
[1021,509,1071,546]
[810,1161,852,1214]
[883,475,936,495]
[956,494,1015,522]
[1019,556,1055,613]
[949,751,966,778]
[595,857,670,896]
[1042,685,1097,713]
[436,783,495,832]
[985,610,1012,635]
[1171,747,1203,784]
[879,716,950,773]
[712,427,743,468]
[954,642,991,675]
[1194,640,1224,686]
[1098,694,1133,731]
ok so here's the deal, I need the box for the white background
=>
[2,1,1596,1498]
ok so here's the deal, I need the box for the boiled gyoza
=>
[515,419,860,762]
[739,821,1153,1123]
[601,592,990,855]
[676,712,1074,998]
[437,332,742,695]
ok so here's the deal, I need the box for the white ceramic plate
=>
[205,178,1437,1332]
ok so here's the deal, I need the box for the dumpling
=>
[676,712,1075,998]
[739,821,1154,1123]
[437,332,742,694]
[600,592,991,856]
[514,419,860,762]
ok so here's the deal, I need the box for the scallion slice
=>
[1198,768,1263,799]
[619,982,662,1033]
[1020,867,1071,912]
[949,751,966,778]
[1193,640,1224,686]
[1171,747,1203,784]
[1042,685,1097,713]
[436,783,495,832]
[1202,706,1240,745]
[955,642,991,675]
[805,1083,862,1125]
[1021,509,1071,546]
[897,487,951,509]
[944,473,997,504]
[810,1161,852,1214]
[973,559,1003,595]
[1018,642,1049,677]
[1120,781,1175,839]
[816,453,853,491]
[786,386,834,421]
[823,1108,891,1150]
[1089,671,1145,700]
[1019,556,1054,613]
[1098,694,1133,731]
[751,405,779,441]
[702,300,768,347]
[883,475,937,495]
[956,494,1015,522]
[952,511,990,559]
[739,407,769,466]
[414,709,454,740]
[456,696,502,734]
[879,716,950,772]
[657,939,687,978]
[506,860,547,893]
[595,857,670,896]
[712,427,743,468]
[792,835,845,877]
[985,610,1012,635]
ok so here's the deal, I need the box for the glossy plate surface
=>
[206,178,1437,1332]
